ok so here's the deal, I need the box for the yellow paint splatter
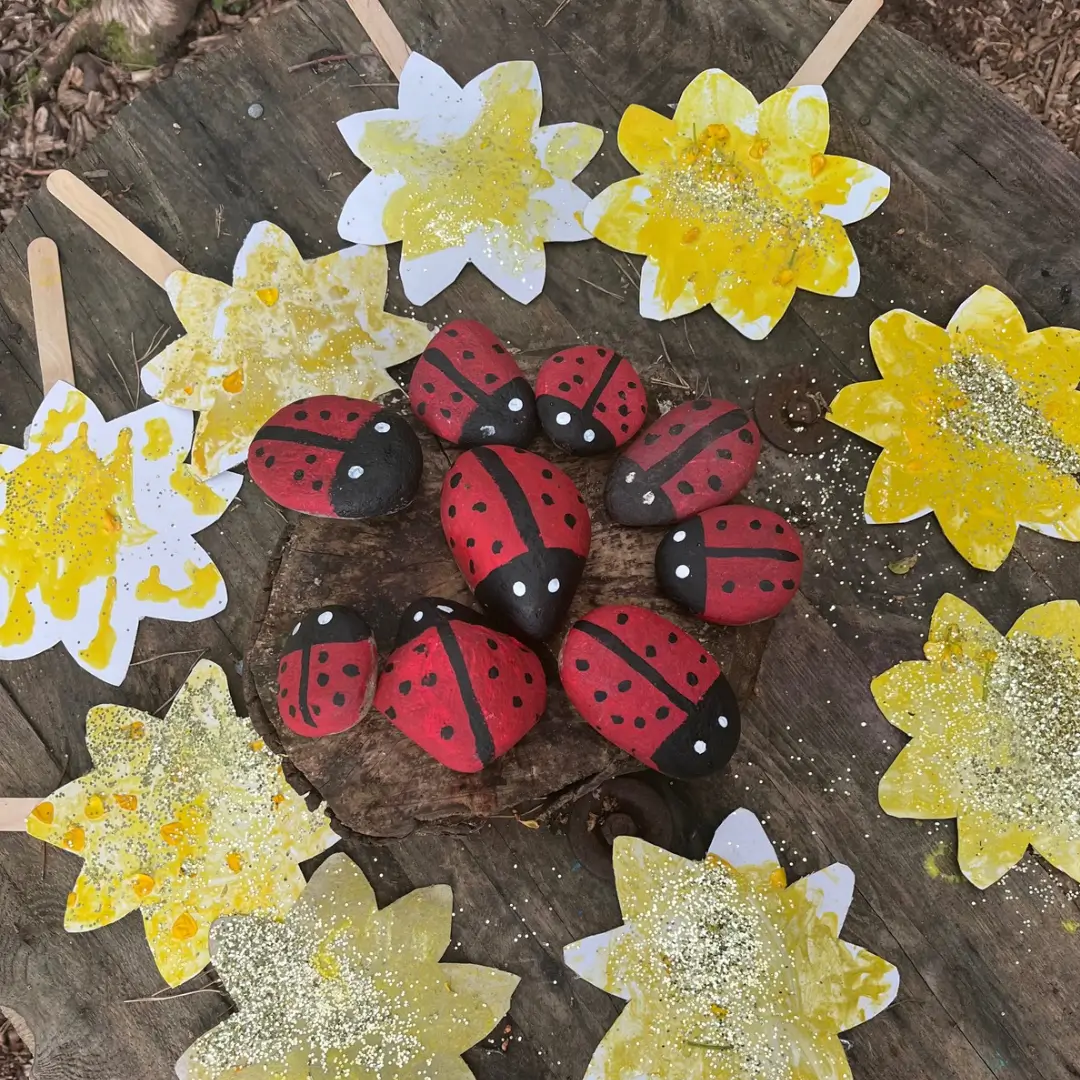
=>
[170,461,227,517]
[923,841,961,883]
[114,793,137,811]
[84,795,106,821]
[1062,919,1078,934]
[31,801,54,825]
[79,575,118,671]
[29,389,85,448]
[136,562,220,609]
[142,417,174,461]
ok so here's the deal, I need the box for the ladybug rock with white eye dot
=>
[606,398,760,526]
[441,446,591,639]
[374,598,547,772]
[409,320,538,447]
[535,345,648,455]
[656,505,804,624]
[249,395,422,519]
[276,606,378,737]
[559,604,740,779]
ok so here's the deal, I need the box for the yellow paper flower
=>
[0,383,239,685]
[585,72,889,338]
[565,809,898,1080]
[141,222,434,479]
[176,853,520,1079]
[25,660,337,985]
[829,285,1080,570]
[875,592,1080,888]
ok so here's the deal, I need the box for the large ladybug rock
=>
[276,606,378,737]
[605,398,760,526]
[560,605,740,779]
[374,597,547,772]
[656,505,803,625]
[535,345,647,455]
[409,320,538,447]
[441,446,591,639]
[250,395,422,519]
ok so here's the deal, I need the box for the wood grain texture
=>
[0,0,1077,1076]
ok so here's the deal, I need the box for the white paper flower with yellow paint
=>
[176,852,520,1080]
[25,660,337,987]
[141,222,434,479]
[0,382,239,685]
[565,809,899,1080]
[337,53,603,305]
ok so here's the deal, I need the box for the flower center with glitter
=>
[937,349,1080,475]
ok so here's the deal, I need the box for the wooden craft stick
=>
[27,237,75,393]
[0,798,38,832]
[788,0,883,87]
[343,0,411,78]
[45,169,186,290]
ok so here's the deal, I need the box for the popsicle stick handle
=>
[45,169,186,290]
[27,238,75,393]
[0,798,39,832]
[788,0,882,87]
[344,0,411,78]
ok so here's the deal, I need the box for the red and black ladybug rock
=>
[605,398,760,526]
[276,606,378,737]
[441,446,591,639]
[374,597,547,772]
[559,605,740,779]
[250,395,422,519]
[656,505,803,625]
[409,320,538,448]
[535,346,647,455]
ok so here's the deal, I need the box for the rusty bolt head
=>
[754,363,842,454]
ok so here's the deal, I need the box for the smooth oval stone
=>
[409,320,538,447]
[656,505,803,624]
[374,598,547,772]
[535,345,647,455]
[605,398,760,526]
[250,395,422,519]
[441,446,591,639]
[559,604,740,779]
[276,606,377,737]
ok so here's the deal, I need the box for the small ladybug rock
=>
[409,320,538,447]
[605,398,760,526]
[656,505,803,625]
[374,597,547,772]
[276,606,378,737]
[560,605,740,779]
[250,395,422,519]
[441,446,591,639]
[535,346,647,455]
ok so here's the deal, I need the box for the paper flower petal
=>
[616,104,677,173]
[337,170,405,245]
[535,121,605,179]
[789,863,855,934]
[471,231,547,305]
[564,925,633,1000]
[673,68,758,138]
[707,805,781,869]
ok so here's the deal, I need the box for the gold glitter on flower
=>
[829,285,1080,571]
[876,592,1080,889]
[0,383,240,685]
[584,72,889,338]
[25,660,336,985]
[141,222,434,479]
[565,809,898,1080]
[176,853,519,1079]
[337,53,603,305]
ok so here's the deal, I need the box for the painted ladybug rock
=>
[441,446,591,639]
[276,606,377,737]
[560,605,740,779]
[656,505,803,625]
[605,398,760,526]
[250,395,422,519]
[374,598,547,772]
[409,320,538,447]
[535,345,647,455]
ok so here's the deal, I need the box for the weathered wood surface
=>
[0,0,1077,1078]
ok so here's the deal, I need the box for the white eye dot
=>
[508,397,523,412]
[643,490,655,505]
[547,578,560,593]
[480,424,496,437]
[437,604,453,613]
[718,716,729,728]
[555,411,571,426]
[624,471,636,483]
[673,530,686,542]
[693,740,707,754]
[348,465,364,479]
[374,422,390,433]
[675,564,690,579]
[413,610,424,622]
[317,611,333,625]
[292,622,301,635]
[583,429,595,443]
[512,581,526,597]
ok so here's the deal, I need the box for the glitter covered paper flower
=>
[337,53,603,305]
[584,73,889,338]
[565,809,898,1080]
[176,852,520,1079]
[141,222,434,479]
[875,593,1080,888]
[829,286,1080,570]
[25,660,336,985]
[0,382,240,685]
